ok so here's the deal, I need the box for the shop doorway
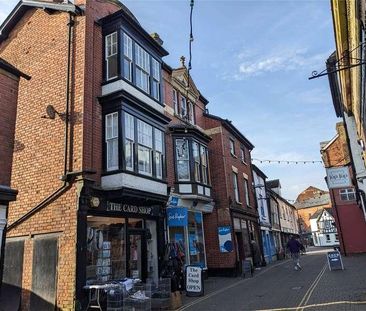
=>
[235,232,245,261]
[127,230,147,280]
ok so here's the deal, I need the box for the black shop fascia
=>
[76,182,167,302]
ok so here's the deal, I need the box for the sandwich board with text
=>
[185,265,204,297]
[327,251,344,271]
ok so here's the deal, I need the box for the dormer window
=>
[105,32,118,81]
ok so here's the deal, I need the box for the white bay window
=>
[105,112,119,171]
[123,33,133,81]
[135,44,150,93]
[105,32,118,80]
[152,58,160,100]
[176,139,190,181]
[137,120,153,175]
[124,113,134,171]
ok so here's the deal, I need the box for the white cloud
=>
[233,48,332,79]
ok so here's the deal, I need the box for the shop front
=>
[166,196,213,270]
[232,210,261,270]
[76,185,167,306]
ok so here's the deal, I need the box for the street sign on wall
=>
[326,167,352,189]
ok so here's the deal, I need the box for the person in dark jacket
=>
[286,235,303,270]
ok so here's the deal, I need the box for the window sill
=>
[241,160,248,165]
[231,153,237,159]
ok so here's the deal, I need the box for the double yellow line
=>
[296,262,327,311]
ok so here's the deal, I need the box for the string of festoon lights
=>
[252,158,323,165]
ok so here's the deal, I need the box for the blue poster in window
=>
[218,226,233,253]
[167,208,188,227]
[194,212,202,224]
[174,233,184,243]
[189,233,197,255]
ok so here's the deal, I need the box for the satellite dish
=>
[46,105,56,119]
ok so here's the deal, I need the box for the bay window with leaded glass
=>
[174,137,211,196]
[104,111,165,180]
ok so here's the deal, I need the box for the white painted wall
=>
[253,170,270,226]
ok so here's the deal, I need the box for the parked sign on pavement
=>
[327,251,344,271]
[185,265,204,297]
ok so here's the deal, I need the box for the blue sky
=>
[0,0,339,201]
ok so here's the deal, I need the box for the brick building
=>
[203,113,261,275]
[294,186,331,245]
[0,58,30,294]
[0,0,170,309]
[162,58,214,272]
[320,122,366,254]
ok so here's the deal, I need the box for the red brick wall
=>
[0,70,20,186]
[0,1,121,309]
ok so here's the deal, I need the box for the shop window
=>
[105,32,118,80]
[339,188,356,201]
[188,212,206,267]
[86,216,126,283]
[105,112,119,171]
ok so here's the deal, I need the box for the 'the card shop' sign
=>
[326,167,352,189]
[106,202,157,216]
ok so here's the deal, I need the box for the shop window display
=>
[86,216,126,283]
[167,211,206,268]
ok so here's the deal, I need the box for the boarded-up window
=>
[30,236,58,311]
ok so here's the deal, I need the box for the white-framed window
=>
[152,58,160,100]
[240,148,246,163]
[135,44,150,93]
[137,120,153,175]
[181,96,187,118]
[201,145,208,184]
[244,178,250,206]
[233,172,240,203]
[123,33,133,81]
[230,139,235,155]
[193,142,200,182]
[124,113,134,171]
[339,188,356,201]
[105,112,119,171]
[176,139,190,181]
[188,101,195,124]
[173,89,179,115]
[105,32,118,80]
[154,128,163,179]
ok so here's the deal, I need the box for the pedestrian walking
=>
[286,235,303,270]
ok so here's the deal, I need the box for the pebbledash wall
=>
[0,0,122,309]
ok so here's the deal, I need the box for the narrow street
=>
[180,248,366,311]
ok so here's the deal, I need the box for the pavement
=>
[178,247,366,311]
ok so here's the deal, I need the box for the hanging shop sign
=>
[105,202,160,217]
[185,265,204,297]
[167,207,188,227]
[218,226,233,253]
[327,251,344,271]
[169,196,179,207]
[326,167,351,189]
